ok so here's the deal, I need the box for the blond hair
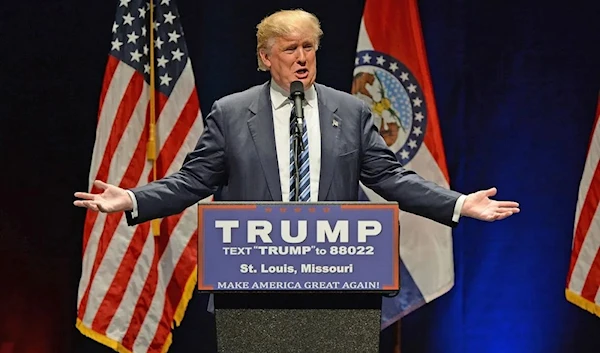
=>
[256,9,323,71]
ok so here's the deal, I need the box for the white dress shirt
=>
[128,80,465,221]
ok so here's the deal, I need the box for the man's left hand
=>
[461,187,520,221]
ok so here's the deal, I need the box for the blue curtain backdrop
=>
[0,0,599,352]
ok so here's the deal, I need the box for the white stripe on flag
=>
[569,205,600,294]
[106,227,154,341]
[88,62,136,183]
[574,116,600,233]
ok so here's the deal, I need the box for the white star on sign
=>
[123,13,135,26]
[168,30,181,43]
[164,12,176,25]
[171,48,184,61]
[160,73,172,86]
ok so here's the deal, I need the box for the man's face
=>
[260,32,317,92]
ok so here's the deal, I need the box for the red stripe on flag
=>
[119,213,184,351]
[151,89,199,180]
[363,0,450,180]
[567,163,600,284]
[97,56,121,123]
[81,210,99,258]
[120,236,161,352]
[149,231,198,352]
[581,245,600,301]
[90,222,151,334]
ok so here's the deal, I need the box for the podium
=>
[197,202,400,353]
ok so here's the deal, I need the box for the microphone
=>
[289,80,305,125]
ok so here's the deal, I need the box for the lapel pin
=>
[332,120,339,127]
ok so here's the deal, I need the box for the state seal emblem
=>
[352,50,427,163]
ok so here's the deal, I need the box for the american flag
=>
[566,93,600,317]
[76,0,206,352]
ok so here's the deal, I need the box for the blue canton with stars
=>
[110,0,189,97]
[354,50,428,164]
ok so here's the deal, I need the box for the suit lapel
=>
[247,83,282,201]
[316,84,341,201]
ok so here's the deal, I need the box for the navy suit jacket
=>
[126,82,461,227]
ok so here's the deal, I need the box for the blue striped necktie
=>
[289,109,310,202]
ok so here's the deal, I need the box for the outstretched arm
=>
[358,103,519,225]
[74,100,228,224]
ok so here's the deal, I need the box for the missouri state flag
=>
[352,0,455,328]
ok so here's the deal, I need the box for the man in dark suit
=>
[74,9,519,228]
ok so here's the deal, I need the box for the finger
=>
[496,201,519,208]
[484,187,498,197]
[494,204,520,213]
[73,200,87,208]
[74,192,97,200]
[504,207,520,214]
[84,201,100,212]
[94,180,110,190]
[494,211,514,221]
[73,200,99,212]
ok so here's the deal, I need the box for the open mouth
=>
[295,68,309,78]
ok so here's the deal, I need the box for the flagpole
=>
[147,0,161,236]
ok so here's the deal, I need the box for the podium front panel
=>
[197,202,399,293]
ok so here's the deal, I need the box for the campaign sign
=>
[197,202,399,292]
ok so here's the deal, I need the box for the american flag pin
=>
[332,120,339,127]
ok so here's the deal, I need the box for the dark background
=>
[1,0,600,352]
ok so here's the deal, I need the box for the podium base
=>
[213,293,382,353]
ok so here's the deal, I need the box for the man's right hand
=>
[74,180,133,213]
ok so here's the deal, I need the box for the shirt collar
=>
[270,79,317,110]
